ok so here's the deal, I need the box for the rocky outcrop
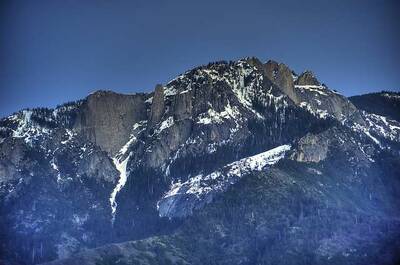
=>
[291,126,375,166]
[148,85,165,126]
[125,59,322,173]
[73,91,147,154]
[264,60,300,104]
[290,71,365,124]
[295,70,321,86]
[0,138,35,190]
[75,148,117,183]
[291,132,330,163]
[170,89,193,120]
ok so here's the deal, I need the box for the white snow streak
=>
[163,144,291,199]
[109,153,131,224]
[197,103,240,125]
[350,112,400,147]
[157,144,291,218]
[109,122,146,224]
[295,85,328,96]
[156,116,174,133]
[299,102,329,119]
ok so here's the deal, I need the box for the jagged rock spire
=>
[295,70,321,86]
[264,60,300,104]
[149,84,165,126]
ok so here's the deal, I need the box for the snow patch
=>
[295,85,328,96]
[145,96,153,103]
[299,102,329,119]
[351,112,400,147]
[156,116,174,134]
[10,110,53,146]
[197,103,240,125]
[164,86,178,97]
[50,159,63,183]
[382,93,400,100]
[110,153,131,225]
[61,130,74,145]
[157,145,291,218]
[72,213,88,227]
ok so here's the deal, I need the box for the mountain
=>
[349,91,400,122]
[0,57,399,265]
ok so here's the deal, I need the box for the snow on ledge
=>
[156,116,174,134]
[295,85,328,96]
[197,103,240,125]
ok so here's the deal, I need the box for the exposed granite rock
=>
[148,85,165,126]
[295,85,365,123]
[291,126,374,166]
[125,60,318,173]
[73,91,147,154]
[0,138,36,190]
[145,119,193,169]
[295,70,321,86]
[291,132,330,162]
[291,70,365,124]
[243,57,265,72]
[170,89,193,120]
[264,60,300,104]
[75,149,117,183]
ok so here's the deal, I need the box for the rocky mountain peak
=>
[295,70,321,86]
[243,56,264,69]
[1,57,400,265]
[264,59,300,104]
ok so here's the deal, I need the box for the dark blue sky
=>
[1,0,399,118]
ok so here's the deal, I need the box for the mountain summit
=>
[1,57,400,265]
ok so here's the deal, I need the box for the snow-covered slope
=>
[157,145,291,218]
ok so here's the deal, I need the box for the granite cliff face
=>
[0,57,400,265]
[264,60,300,104]
[73,91,149,154]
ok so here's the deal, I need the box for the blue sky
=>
[0,0,399,117]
